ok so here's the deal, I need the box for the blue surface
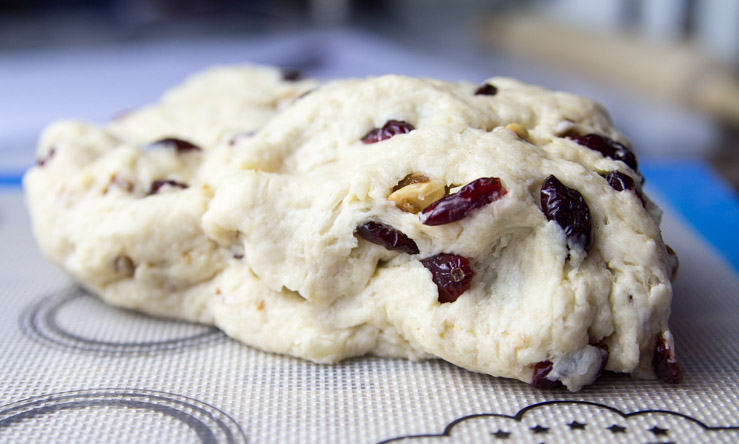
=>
[0,172,23,187]
[3,162,738,273]
[641,161,739,273]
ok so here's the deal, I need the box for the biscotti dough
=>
[24,65,682,391]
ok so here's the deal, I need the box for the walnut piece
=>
[388,173,446,213]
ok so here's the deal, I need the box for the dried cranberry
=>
[530,361,563,389]
[36,147,56,167]
[393,173,430,191]
[149,179,188,195]
[355,221,419,255]
[474,83,498,96]
[282,69,302,81]
[361,120,414,144]
[605,170,635,191]
[540,175,592,250]
[605,171,646,207]
[420,177,507,226]
[150,138,201,153]
[420,254,475,303]
[653,334,683,384]
[567,133,637,170]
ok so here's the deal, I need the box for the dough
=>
[24,65,682,391]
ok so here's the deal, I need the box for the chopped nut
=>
[393,173,429,191]
[504,123,529,140]
[389,173,446,213]
[104,174,133,195]
[113,255,135,277]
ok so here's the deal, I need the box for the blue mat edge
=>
[641,160,738,274]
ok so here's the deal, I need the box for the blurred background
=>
[2,0,739,184]
[1,0,738,185]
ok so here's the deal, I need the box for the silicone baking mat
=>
[3,26,737,443]
[1,181,738,444]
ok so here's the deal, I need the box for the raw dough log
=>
[25,66,682,391]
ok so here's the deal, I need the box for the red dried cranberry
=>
[540,175,592,250]
[605,170,635,191]
[474,83,498,96]
[567,133,638,170]
[361,120,414,144]
[150,138,201,153]
[355,221,419,255]
[420,177,507,226]
[605,171,646,207]
[282,69,302,81]
[149,179,188,195]
[653,333,683,384]
[530,361,563,389]
[420,254,475,303]
[36,147,56,167]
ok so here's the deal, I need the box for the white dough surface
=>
[24,65,678,391]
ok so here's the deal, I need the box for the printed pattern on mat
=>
[19,286,226,354]
[378,400,739,443]
[0,388,247,443]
